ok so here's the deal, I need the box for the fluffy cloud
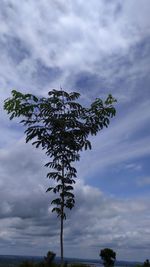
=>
[0,0,150,93]
[0,0,150,261]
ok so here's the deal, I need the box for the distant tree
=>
[100,248,116,267]
[135,259,150,267]
[44,251,56,265]
[143,260,150,267]
[4,89,116,266]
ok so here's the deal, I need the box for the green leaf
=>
[46,187,54,192]
[51,198,61,205]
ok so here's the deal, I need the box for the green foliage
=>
[100,248,116,267]
[4,89,116,265]
[4,89,116,218]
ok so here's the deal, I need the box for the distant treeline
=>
[0,255,143,267]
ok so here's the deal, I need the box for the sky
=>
[0,0,150,262]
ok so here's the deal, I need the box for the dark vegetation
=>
[100,248,116,267]
[18,250,57,267]
[135,260,150,267]
[0,251,149,267]
[17,255,150,267]
[0,252,91,267]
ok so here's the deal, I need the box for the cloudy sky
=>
[0,0,150,262]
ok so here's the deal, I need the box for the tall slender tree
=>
[4,89,116,266]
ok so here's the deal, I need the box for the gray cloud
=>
[0,0,150,261]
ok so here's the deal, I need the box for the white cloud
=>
[137,177,150,187]
[1,0,149,73]
[124,163,142,171]
[123,0,150,33]
[0,0,150,261]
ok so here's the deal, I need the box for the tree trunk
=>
[60,165,65,267]
[60,209,64,267]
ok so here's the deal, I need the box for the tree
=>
[143,260,150,267]
[135,260,150,267]
[4,89,116,266]
[100,248,116,267]
[44,251,56,266]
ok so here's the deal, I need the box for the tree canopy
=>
[100,248,116,267]
[4,89,116,266]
